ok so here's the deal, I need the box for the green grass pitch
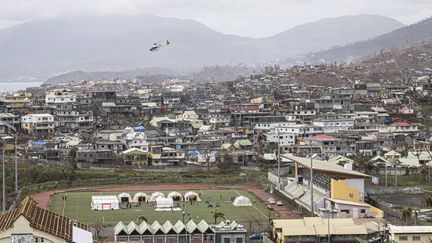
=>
[49,189,278,226]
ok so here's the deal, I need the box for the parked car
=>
[276,200,284,206]
[267,205,273,210]
[267,197,275,204]
[250,233,263,240]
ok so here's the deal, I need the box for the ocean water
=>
[0,81,42,92]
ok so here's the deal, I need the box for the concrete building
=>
[282,154,383,218]
[55,103,93,132]
[45,89,77,107]
[304,135,355,158]
[312,117,354,133]
[0,113,19,134]
[21,114,55,137]
[389,225,432,243]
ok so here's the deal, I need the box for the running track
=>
[32,184,303,219]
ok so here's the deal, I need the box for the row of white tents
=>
[91,191,202,210]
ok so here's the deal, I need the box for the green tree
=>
[211,209,225,224]
[426,195,432,207]
[93,220,106,239]
[402,207,412,225]
[353,155,374,174]
[255,132,266,168]
[62,147,78,182]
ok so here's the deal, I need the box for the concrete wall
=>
[330,179,360,202]
[346,179,365,201]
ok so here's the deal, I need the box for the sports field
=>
[49,189,278,225]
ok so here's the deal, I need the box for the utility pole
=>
[277,129,281,190]
[14,135,18,193]
[2,144,5,213]
[327,211,331,243]
[385,164,388,188]
[395,162,398,189]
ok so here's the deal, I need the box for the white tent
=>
[132,192,148,203]
[233,196,252,207]
[118,192,132,203]
[91,196,119,210]
[184,191,201,201]
[150,192,165,202]
[156,197,174,208]
[167,191,183,201]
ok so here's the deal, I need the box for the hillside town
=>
[1,1,432,242]
[2,52,432,242]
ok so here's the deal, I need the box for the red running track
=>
[32,184,303,219]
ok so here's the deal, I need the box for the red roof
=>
[395,122,411,127]
[306,134,337,141]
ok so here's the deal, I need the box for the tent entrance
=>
[138,196,146,202]
[102,203,111,210]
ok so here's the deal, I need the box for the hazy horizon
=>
[0,0,431,38]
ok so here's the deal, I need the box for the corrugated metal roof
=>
[283,154,370,178]
[274,217,368,237]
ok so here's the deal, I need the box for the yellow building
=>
[389,225,432,243]
[0,197,92,243]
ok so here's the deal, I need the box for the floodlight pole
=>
[277,129,281,190]
[309,140,314,215]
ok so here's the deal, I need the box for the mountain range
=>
[0,14,404,82]
[308,17,432,63]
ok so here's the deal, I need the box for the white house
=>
[45,89,77,107]
[21,114,55,137]
[313,118,354,133]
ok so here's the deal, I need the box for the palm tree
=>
[413,208,419,226]
[255,132,266,168]
[402,207,412,225]
[426,195,432,207]
[211,209,225,224]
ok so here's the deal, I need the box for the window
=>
[399,236,408,241]
[236,237,243,243]
[360,209,366,213]
[413,236,421,241]
[224,238,230,243]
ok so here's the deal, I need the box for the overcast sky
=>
[0,0,431,37]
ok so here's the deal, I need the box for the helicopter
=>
[150,40,170,52]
